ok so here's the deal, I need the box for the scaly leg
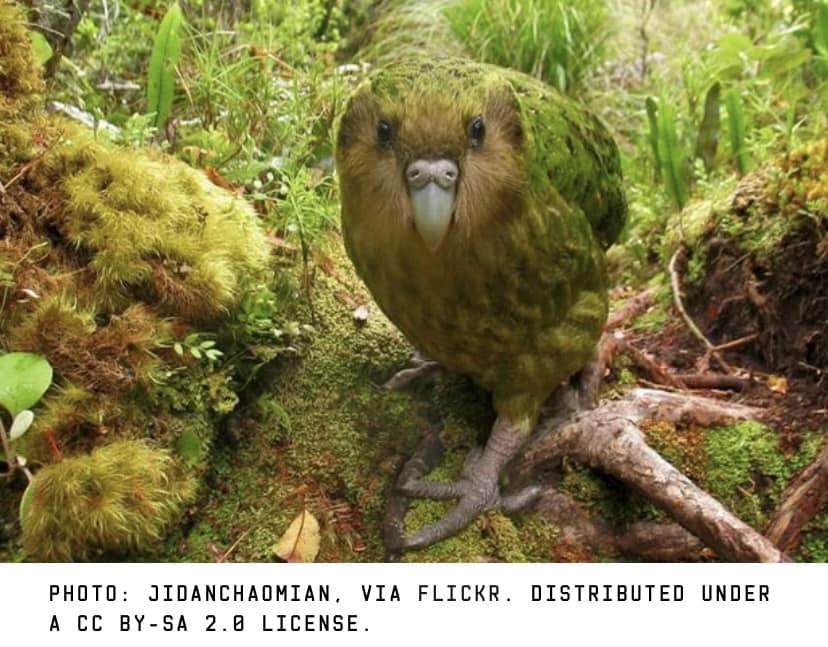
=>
[395,416,541,550]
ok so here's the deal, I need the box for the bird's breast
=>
[348,212,608,413]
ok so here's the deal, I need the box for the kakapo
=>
[335,59,627,550]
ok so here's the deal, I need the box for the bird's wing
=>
[510,73,627,249]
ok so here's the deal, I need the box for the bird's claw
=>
[395,472,541,550]
[382,354,441,391]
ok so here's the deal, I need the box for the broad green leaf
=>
[147,1,184,130]
[29,32,53,65]
[0,353,53,416]
[9,410,34,441]
[273,509,320,563]
[655,98,689,211]
[695,82,721,174]
[176,429,204,467]
[725,89,748,175]
[815,2,828,58]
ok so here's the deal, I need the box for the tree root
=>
[383,288,801,562]
[765,442,828,553]
[515,386,786,562]
[535,490,705,561]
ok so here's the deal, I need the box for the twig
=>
[710,332,759,353]
[606,287,657,330]
[216,528,250,563]
[669,247,733,374]
[673,373,752,391]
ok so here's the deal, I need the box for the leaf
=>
[176,429,204,467]
[724,89,749,175]
[204,166,235,192]
[29,32,53,66]
[695,82,721,174]
[0,353,53,416]
[815,2,828,58]
[655,98,689,211]
[147,1,184,130]
[767,375,788,394]
[273,509,320,563]
[9,410,34,441]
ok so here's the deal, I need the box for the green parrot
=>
[335,59,626,550]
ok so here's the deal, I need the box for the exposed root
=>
[384,289,793,562]
[536,489,705,561]
[765,442,828,553]
[516,386,785,562]
[669,247,733,374]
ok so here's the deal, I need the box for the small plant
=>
[647,96,690,211]
[0,352,53,481]
[170,332,223,364]
[147,1,184,132]
[724,88,749,175]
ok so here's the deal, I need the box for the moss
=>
[701,421,822,528]
[799,512,828,562]
[0,3,44,121]
[21,440,196,561]
[559,462,663,527]
[0,12,273,560]
[643,419,707,481]
[26,126,270,321]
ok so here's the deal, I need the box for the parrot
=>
[335,58,627,551]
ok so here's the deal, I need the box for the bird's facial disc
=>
[405,158,458,251]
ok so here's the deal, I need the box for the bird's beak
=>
[406,159,458,252]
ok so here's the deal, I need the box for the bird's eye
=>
[467,116,486,148]
[376,120,394,149]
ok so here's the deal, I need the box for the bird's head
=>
[336,60,527,253]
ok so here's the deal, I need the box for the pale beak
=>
[406,159,458,251]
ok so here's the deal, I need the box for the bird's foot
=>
[383,351,441,391]
[392,418,540,551]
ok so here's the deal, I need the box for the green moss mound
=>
[21,440,194,561]
[28,131,268,320]
[1,6,272,561]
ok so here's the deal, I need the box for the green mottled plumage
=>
[337,59,626,423]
